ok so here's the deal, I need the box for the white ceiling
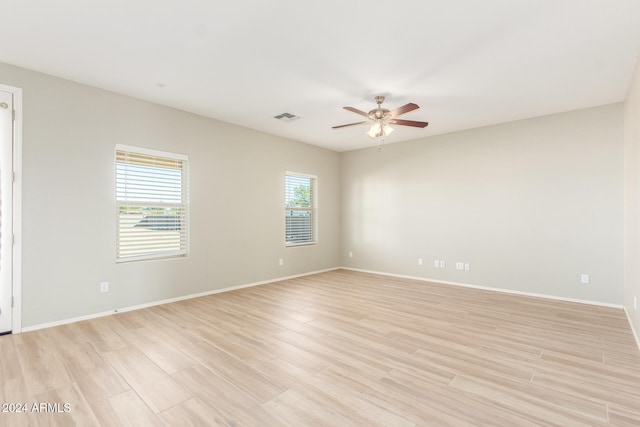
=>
[1,0,639,152]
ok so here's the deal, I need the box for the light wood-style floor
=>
[1,269,640,426]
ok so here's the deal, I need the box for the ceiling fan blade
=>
[390,103,419,118]
[332,121,369,129]
[343,106,370,118]
[389,119,429,128]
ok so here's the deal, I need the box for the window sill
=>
[116,253,188,263]
[285,242,317,248]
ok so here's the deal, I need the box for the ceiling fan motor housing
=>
[369,109,391,120]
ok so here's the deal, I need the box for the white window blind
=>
[116,145,188,262]
[285,172,317,246]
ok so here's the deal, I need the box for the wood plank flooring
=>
[1,269,640,426]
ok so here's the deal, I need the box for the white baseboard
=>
[22,266,632,341]
[340,267,623,309]
[20,267,340,333]
[624,306,640,352]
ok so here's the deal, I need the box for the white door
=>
[0,89,13,334]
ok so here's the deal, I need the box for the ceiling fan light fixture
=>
[367,121,382,139]
[367,120,394,139]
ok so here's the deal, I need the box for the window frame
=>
[115,144,189,263]
[285,171,317,247]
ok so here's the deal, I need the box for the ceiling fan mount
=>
[369,96,390,120]
[332,95,429,139]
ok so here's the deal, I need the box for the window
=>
[285,172,317,246]
[116,145,188,262]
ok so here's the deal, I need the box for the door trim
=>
[0,84,22,334]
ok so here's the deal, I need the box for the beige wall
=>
[624,56,640,340]
[0,62,341,328]
[341,104,624,304]
[0,60,630,329]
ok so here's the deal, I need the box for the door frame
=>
[0,83,22,334]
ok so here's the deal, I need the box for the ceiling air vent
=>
[274,112,300,123]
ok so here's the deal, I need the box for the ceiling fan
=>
[332,96,429,139]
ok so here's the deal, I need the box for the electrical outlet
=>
[464,263,470,271]
[100,282,109,293]
[439,260,445,268]
[434,260,440,268]
[279,258,284,266]
[580,274,590,284]
[418,258,423,266]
